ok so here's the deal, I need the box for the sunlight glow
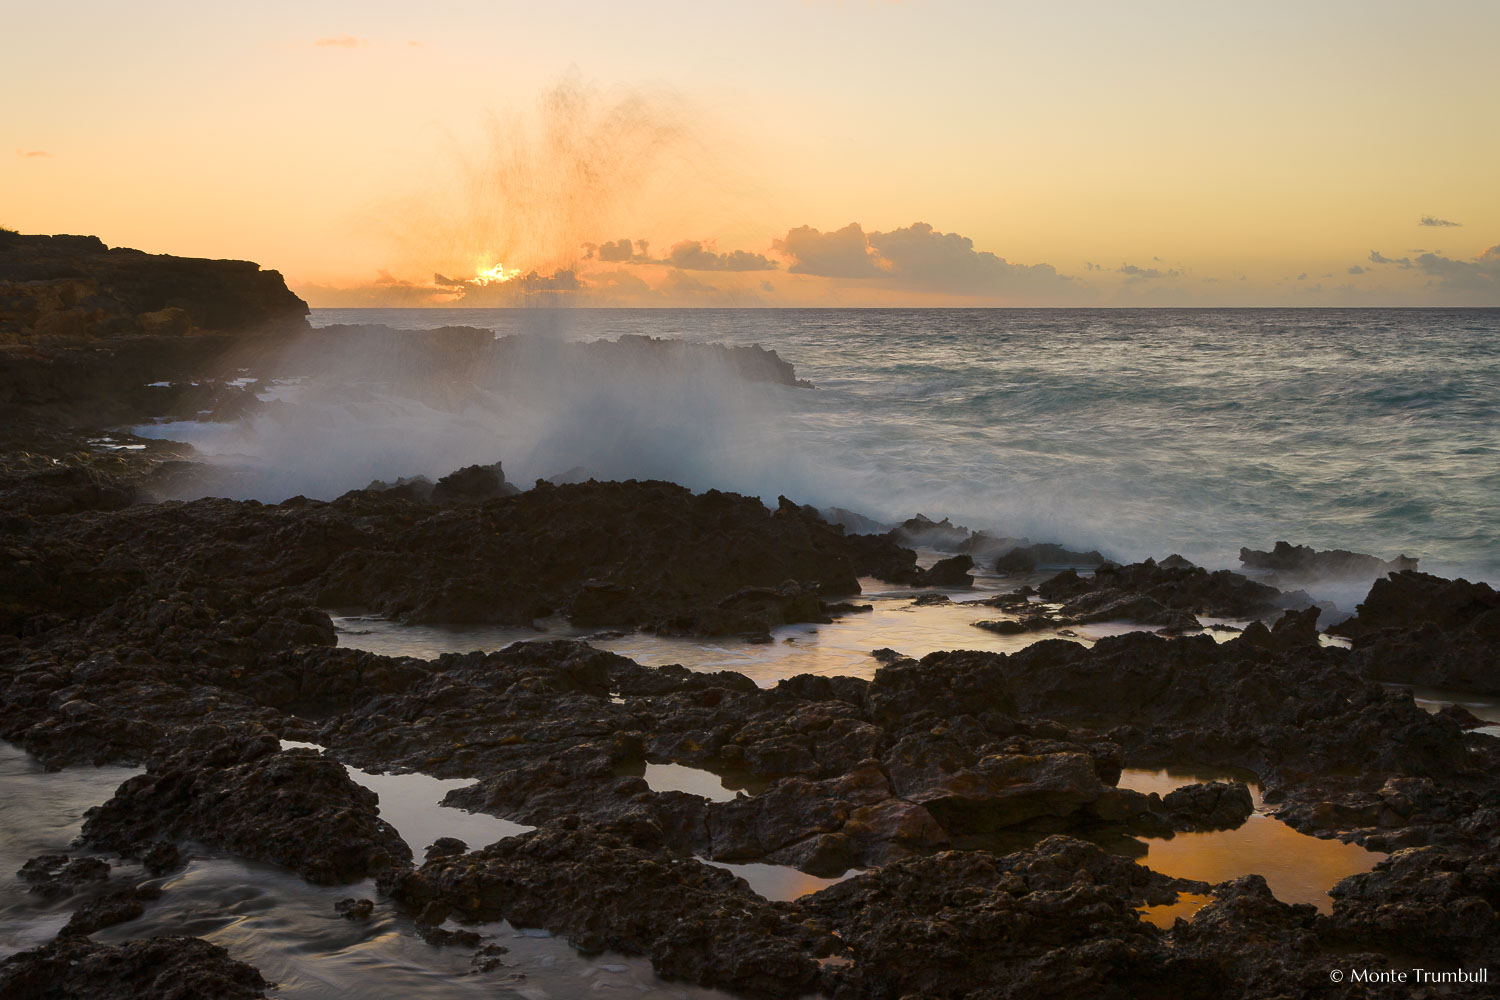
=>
[473,262,520,285]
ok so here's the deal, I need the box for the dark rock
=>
[429,462,516,503]
[994,542,1107,574]
[921,553,974,587]
[335,898,375,920]
[80,736,411,884]
[1328,846,1500,967]
[17,854,110,898]
[59,885,151,936]
[1161,781,1256,831]
[1240,541,1418,581]
[383,825,834,997]
[0,935,268,1000]
[1335,571,1500,638]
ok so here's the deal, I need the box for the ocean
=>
[296,307,1500,585]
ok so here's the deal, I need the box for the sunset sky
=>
[6,1,1497,306]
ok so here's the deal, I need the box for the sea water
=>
[289,308,1499,583]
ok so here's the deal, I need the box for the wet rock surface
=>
[6,519,1500,995]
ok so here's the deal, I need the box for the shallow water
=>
[0,744,140,956]
[1118,766,1383,917]
[334,582,1157,687]
[280,741,531,854]
[0,742,734,999]
[697,859,854,901]
[640,762,742,803]
[1400,685,1500,738]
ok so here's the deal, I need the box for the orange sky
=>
[5,1,1497,306]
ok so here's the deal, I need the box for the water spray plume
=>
[374,77,708,297]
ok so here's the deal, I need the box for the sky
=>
[4,0,1498,307]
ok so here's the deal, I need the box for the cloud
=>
[15,149,50,158]
[1368,250,1413,268]
[1407,243,1500,294]
[1420,216,1461,227]
[1117,263,1180,279]
[774,223,883,278]
[773,221,1073,298]
[1347,265,1366,274]
[866,223,1072,295]
[593,238,640,262]
[664,240,776,271]
[515,269,581,292]
[314,36,367,48]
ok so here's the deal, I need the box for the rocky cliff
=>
[0,231,309,420]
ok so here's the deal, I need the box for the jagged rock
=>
[1240,541,1418,581]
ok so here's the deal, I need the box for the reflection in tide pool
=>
[333,582,1157,687]
[698,858,856,901]
[1118,767,1383,918]
[640,762,743,803]
[280,741,532,855]
[1138,892,1216,928]
[1137,815,1382,915]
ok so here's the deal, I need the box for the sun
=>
[473,262,520,285]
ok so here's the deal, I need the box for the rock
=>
[797,836,1199,999]
[1328,846,1500,967]
[922,554,974,587]
[17,854,110,897]
[0,935,268,1000]
[80,736,412,884]
[335,898,375,920]
[994,542,1107,574]
[1161,781,1256,831]
[59,885,153,936]
[1240,541,1418,581]
[383,825,834,997]
[1335,571,1500,638]
[429,462,516,503]
[1334,572,1500,694]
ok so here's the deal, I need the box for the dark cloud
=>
[773,221,1072,297]
[1407,244,1500,293]
[1117,263,1180,279]
[1368,250,1413,268]
[866,223,1071,295]
[664,240,776,271]
[433,272,467,288]
[774,223,883,278]
[1347,265,1366,274]
[516,269,581,292]
[591,238,644,262]
[1420,216,1461,227]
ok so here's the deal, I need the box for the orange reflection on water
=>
[1138,892,1215,927]
[1139,815,1382,914]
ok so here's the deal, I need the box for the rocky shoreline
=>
[2,235,1498,998]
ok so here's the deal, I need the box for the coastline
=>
[3,237,1498,998]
